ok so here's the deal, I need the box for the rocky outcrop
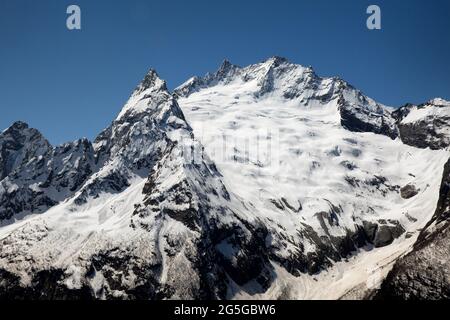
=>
[0,121,51,180]
[338,98,398,140]
[400,184,419,199]
[393,99,450,150]
[0,127,96,221]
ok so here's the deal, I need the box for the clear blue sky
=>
[1,0,449,144]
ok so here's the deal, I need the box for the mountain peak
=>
[428,97,450,107]
[2,121,41,139]
[133,68,168,95]
[8,121,29,131]
[0,120,51,181]
[264,56,289,66]
[214,59,239,79]
[218,59,232,70]
[116,69,172,120]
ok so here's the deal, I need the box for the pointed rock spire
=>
[133,69,168,95]
[218,59,232,72]
[116,69,173,120]
[214,59,238,80]
[1,121,51,180]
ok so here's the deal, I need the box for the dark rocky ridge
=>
[0,125,96,220]
[0,121,51,180]
[338,101,398,140]
[392,100,450,150]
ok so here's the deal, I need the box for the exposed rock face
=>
[338,98,398,140]
[0,268,94,300]
[376,224,450,300]
[393,98,450,150]
[376,158,450,300]
[0,124,96,221]
[0,121,51,180]
[373,221,406,248]
[400,184,419,199]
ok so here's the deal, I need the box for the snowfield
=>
[176,58,450,298]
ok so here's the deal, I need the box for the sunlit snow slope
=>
[176,57,450,298]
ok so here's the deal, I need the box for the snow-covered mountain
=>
[175,57,450,298]
[0,57,449,299]
[0,69,279,299]
[175,57,399,140]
